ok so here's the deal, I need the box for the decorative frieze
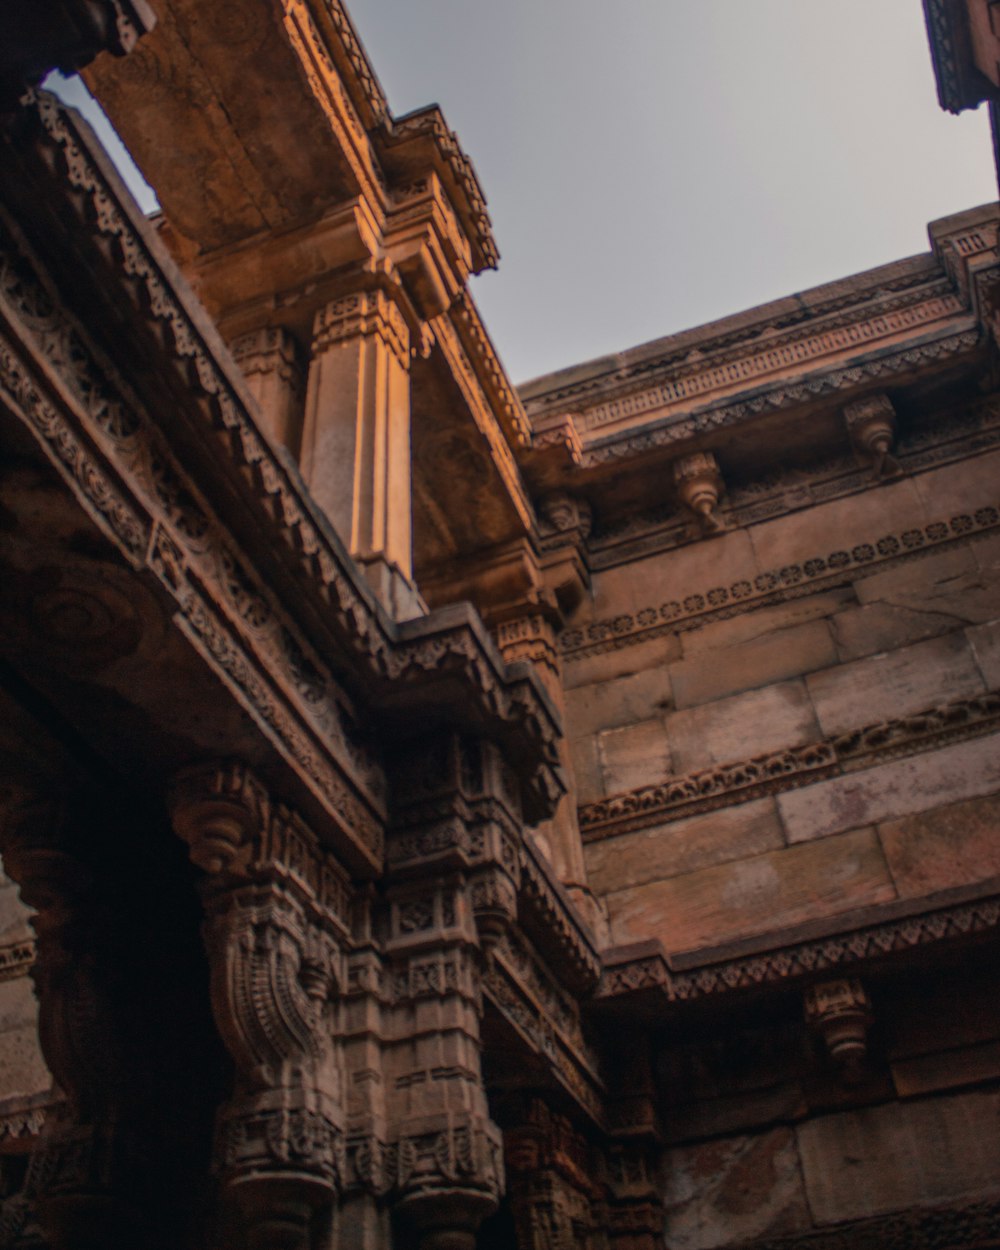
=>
[579,690,1000,840]
[562,500,1000,660]
[741,1195,1000,1250]
[597,890,1000,1004]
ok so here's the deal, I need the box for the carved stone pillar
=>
[384,736,512,1249]
[169,762,351,1249]
[229,326,305,458]
[504,1099,605,1250]
[0,787,138,1249]
[300,291,419,619]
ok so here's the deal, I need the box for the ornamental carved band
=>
[169,762,351,1228]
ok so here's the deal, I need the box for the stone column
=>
[503,1098,606,1250]
[169,762,351,1250]
[229,326,305,458]
[0,787,141,1250]
[383,735,510,1249]
[301,291,420,620]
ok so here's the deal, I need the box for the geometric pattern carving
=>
[598,890,1000,1003]
[580,690,1000,840]
[562,502,1000,659]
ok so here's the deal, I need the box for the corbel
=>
[804,977,873,1084]
[673,452,725,535]
[844,394,902,481]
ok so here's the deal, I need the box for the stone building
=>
[0,1,999,1248]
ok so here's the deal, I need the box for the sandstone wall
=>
[566,448,1000,955]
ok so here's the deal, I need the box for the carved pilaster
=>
[169,762,351,1248]
[385,736,513,1248]
[301,290,420,618]
[229,326,305,458]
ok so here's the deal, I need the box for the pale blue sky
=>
[54,2,998,384]
[350,0,997,381]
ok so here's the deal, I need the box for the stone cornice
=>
[521,211,999,471]
[562,494,1000,660]
[579,690,1000,841]
[0,92,563,826]
[587,393,1000,571]
[596,882,1000,1005]
[378,104,499,275]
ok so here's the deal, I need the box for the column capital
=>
[311,289,410,364]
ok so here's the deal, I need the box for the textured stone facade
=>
[0,2,998,1248]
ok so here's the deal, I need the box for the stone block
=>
[597,718,672,796]
[748,477,927,574]
[796,1090,1000,1224]
[568,734,603,806]
[852,544,1000,624]
[670,621,837,710]
[680,590,854,657]
[778,734,1000,843]
[662,1128,811,1250]
[829,601,958,661]
[565,665,673,739]
[583,799,785,896]
[0,883,31,944]
[910,446,1000,522]
[806,632,985,737]
[968,619,1000,688]
[891,1040,1000,1098]
[878,790,1000,898]
[562,630,682,690]
[590,529,758,620]
[666,681,820,773]
[606,828,894,952]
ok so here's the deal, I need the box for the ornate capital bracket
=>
[844,393,902,481]
[673,452,725,535]
[804,977,873,1083]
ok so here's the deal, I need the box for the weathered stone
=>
[0,980,49,1100]
[669,620,837,710]
[662,1128,812,1250]
[878,790,1000,898]
[568,733,603,805]
[589,529,758,619]
[852,543,991,620]
[565,664,673,738]
[778,734,1000,843]
[967,618,1000,687]
[562,631,683,689]
[605,828,894,952]
[828,600,958,661]
[597,718,672,796]
[665,681,819,773]
[910,446,1000,521]
[679,590,854,657]
[806,632,985,736]
[748,477,928,573]
[796,1090,1000,1224]
[583,799,785,895]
